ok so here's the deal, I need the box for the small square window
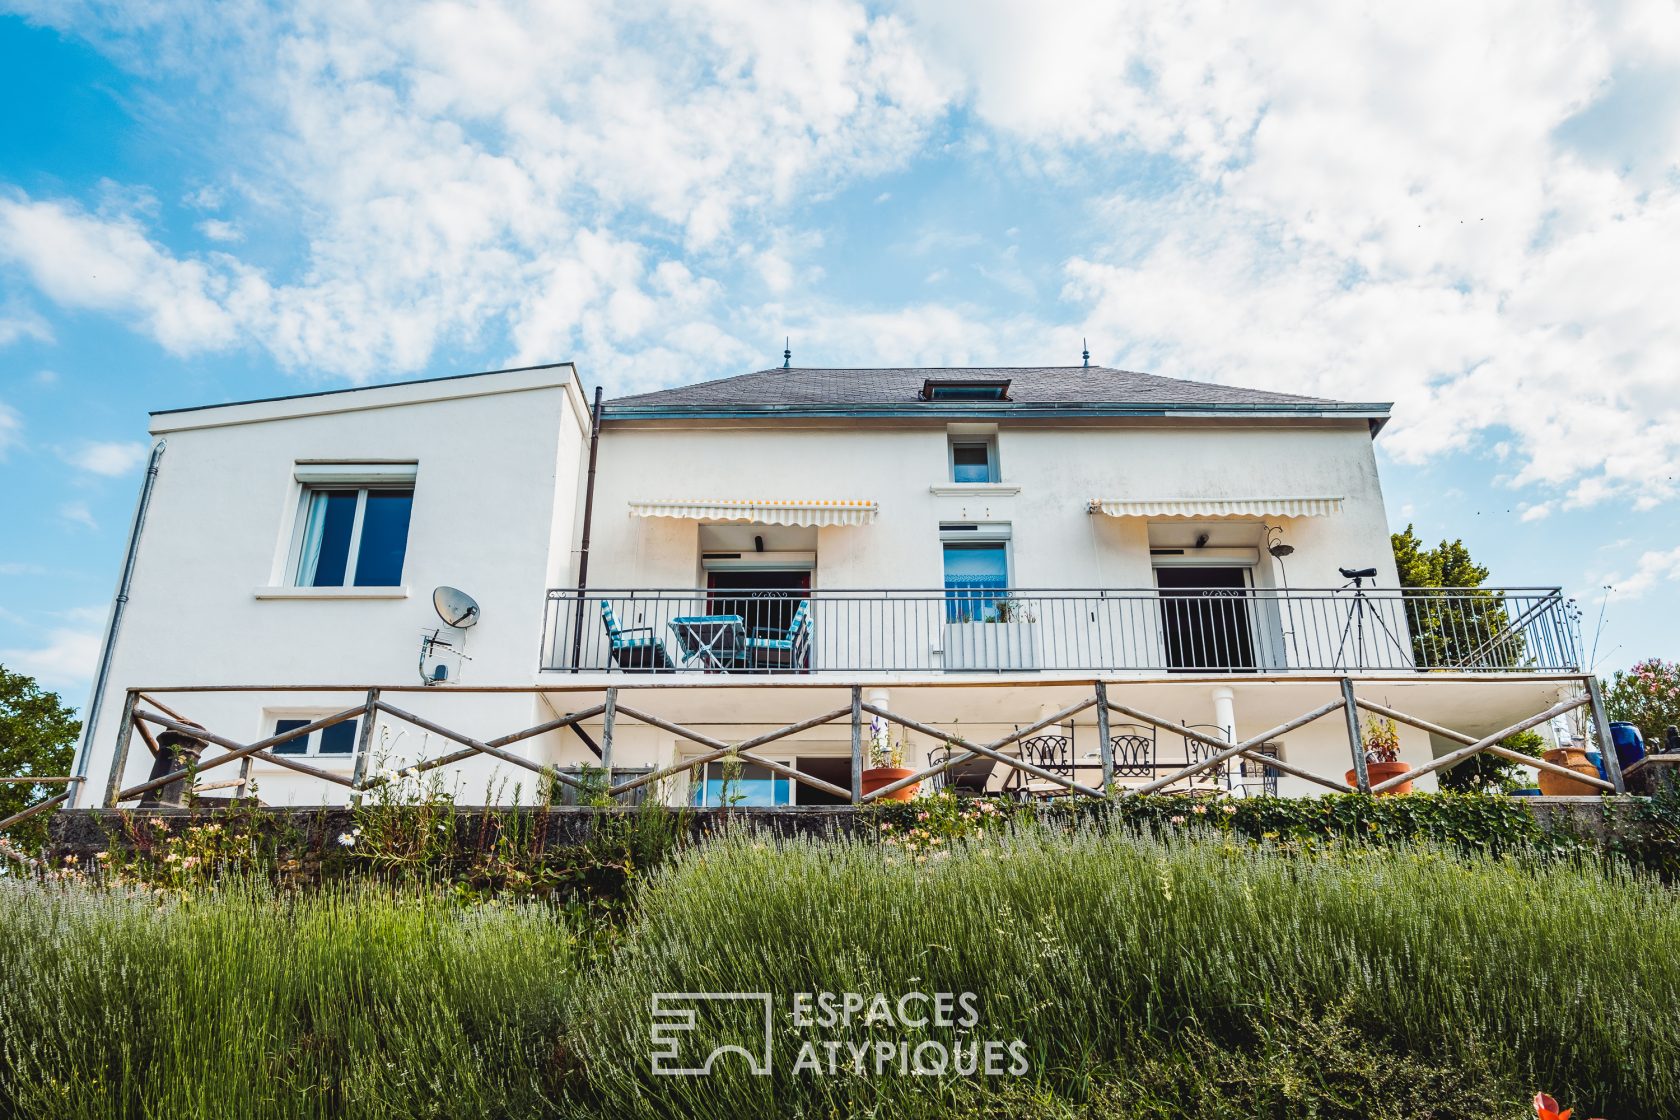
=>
[949,438,997,484]
[294,485,413,587]
[269,716,360,758]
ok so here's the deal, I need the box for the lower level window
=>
[270,717,359,757]
[689,760,792,807]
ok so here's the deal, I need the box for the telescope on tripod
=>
[1332,566,1410,670]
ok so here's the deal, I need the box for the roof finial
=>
[783,337,791,369]
[1082,338,1090,368]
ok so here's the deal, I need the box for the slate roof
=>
[607,366,1376,414]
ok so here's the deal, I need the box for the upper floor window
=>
[949,438,998,484]
[291,464,416,588]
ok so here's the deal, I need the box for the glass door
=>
[1154,566,1257,671]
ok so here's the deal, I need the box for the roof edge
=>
[149,362,582,435]
[603,400,1394,424]
[151,362,578,417]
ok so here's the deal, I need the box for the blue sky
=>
[1,0,1676,706]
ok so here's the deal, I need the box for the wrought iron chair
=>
[1012,728,1076,799]
[600,601,672,671]
[744,599,811,671]
[1108,723,1157,779]
[1180,723,1231,790]
[928,741,999,795]
[1239,742,1282,797]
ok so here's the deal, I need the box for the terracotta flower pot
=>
[861,766,920,802]
[1346,760,1414,795]
[1537,747,1601,796]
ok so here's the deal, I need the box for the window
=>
[942,525,1010,622]
[689,760,793,807]
[948,438,998,484]
[270,716,359,757]
[921,378,1011,401]
[294,486,414,587]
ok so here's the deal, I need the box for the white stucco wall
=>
[74,366,589,807]
[587,418,1396,591]
[73,381,1445,809]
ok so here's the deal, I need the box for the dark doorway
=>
[706,569,811,641]
[1155,566,1256,672]
[794,756,854,805]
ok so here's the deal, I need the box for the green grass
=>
[0,880,579,1119]
[576,827,1680,1118]
[4,826,1678,1118]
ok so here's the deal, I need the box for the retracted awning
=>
[1087,496,1344,518]
[628,498,879,527]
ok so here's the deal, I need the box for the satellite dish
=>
[433,586,480,628]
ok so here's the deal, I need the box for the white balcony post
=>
[1212,687,1237,793]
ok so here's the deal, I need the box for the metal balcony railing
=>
[540,586,1580,675]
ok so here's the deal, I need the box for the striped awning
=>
[628,498,879,527]
[1087,497,1344,519]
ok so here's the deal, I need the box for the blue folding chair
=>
[601,601,671,671]
[745,599,811,670]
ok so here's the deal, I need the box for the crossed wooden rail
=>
[52,673,1626,819]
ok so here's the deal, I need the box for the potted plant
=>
[944,596,1040,671]
[1537,737,1603,796]
[860,717,920,801]
[1345,715,1412,795]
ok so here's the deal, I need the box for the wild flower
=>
[1222,804,1237,815]
[1169,815,1186,824]
[337,833,356,848]
[1191,804,1207,815]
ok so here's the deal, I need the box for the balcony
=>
[540,585,1580,676]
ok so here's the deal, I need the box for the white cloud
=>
[0,624,102,693]
[5,0,1677,518]
[1609,545,1680,597]
[0,302,53,347]
[196,218,242,242]
[0,196,243,355]
[60,440,148,477]
[1519,503,1554,523]
[58,501,98,532]
[0,401,20,460]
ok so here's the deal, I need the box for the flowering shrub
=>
[875,793,1006,860]
[1605,658,1680,748]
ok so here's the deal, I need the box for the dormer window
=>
[921,379,1011,401]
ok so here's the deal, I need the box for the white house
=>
[69,361,1591,811]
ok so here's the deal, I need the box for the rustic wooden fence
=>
[0,674,1631,846]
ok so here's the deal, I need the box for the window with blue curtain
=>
[943,542,1009,622]
[294,487,413,587]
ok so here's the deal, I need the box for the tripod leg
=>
[1331,598,1360,670]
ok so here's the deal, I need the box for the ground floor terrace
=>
[31,669,1642,828]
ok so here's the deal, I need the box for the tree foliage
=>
[1605,658,1680,749]
[1390,525,1523,671]
[1391,529,1539,789]
[0,666,81,853]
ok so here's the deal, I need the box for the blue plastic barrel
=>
[1609,722,1647,771]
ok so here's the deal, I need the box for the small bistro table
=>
[669,615,747,671]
